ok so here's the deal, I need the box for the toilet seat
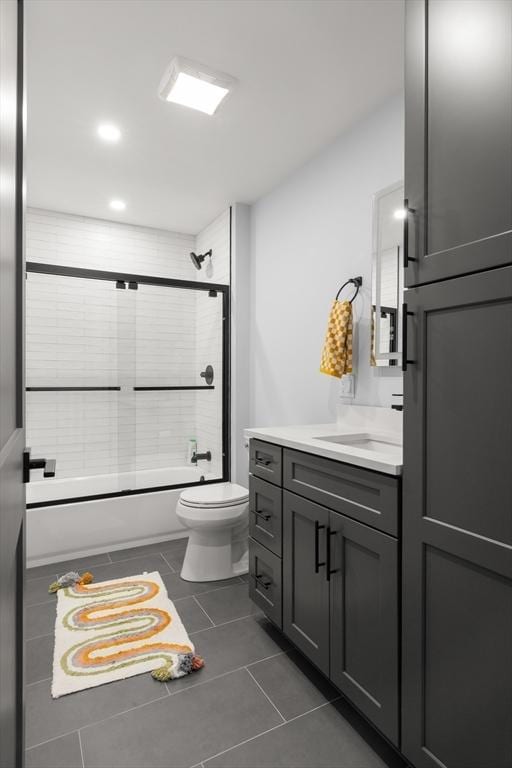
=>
[180,482,249,509]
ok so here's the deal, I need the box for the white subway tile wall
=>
[26,208,230,489]
[194,208,230,285]
[193,208,230,477]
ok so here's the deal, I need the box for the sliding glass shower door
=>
[26,271,123,501]
[25,265,228,505]
[133,282,225,491]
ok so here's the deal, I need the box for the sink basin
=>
[314,432,402,457]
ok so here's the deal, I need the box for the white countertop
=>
[244,407,403,476]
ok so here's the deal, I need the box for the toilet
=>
[175,482,249,582]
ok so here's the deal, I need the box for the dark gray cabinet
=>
[249,475,282,557]
[402,267,512,768]
[249,441,401,747]
[249,439,282,486]
[284,448,400,536]
[330,513,399,746]
[405,0,512,287]
[249,537,282,629]
[282,492,330,675]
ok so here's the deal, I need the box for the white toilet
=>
[175,482,249,582]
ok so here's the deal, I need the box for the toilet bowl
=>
[175,482,249,582]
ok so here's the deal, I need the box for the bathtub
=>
[26,466,218,568]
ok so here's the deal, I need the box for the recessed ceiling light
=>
[97,123,121,142]
[393,208,407,220]
[158,57,236,115]
[109,199,126,211]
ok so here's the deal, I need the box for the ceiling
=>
[26,0,404,234]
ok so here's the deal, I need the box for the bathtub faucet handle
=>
[23,448,56,483]
[191,451,212,464]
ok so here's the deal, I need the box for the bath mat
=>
[51,571,195,698]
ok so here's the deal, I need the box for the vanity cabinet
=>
[249,440,401,747]
[404,0,512,287]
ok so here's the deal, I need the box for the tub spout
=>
[191,451,211,464]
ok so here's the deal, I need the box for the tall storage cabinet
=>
[404,0,512,287]
[403,2,512,767]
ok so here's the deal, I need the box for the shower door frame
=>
[25,261,230,508]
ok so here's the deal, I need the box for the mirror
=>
[371,181,404,367]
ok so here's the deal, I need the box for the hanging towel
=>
[370,305,377,367]
[319,299,353,378]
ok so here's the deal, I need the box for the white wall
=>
[230,204,251,484]
[249,96,404,428]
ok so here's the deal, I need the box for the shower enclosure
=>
[25,262,229,508]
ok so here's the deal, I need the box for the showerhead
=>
[189,249,212,270]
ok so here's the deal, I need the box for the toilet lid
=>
[180,482,249,508]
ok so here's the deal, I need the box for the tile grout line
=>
[27,692,171,751]
[175,577,245,601]
[77,729,85,768]
[192,595,215,627]
[26,541,188,581]
[189,610,264,635]
[26,572,58,583]
[164,651,287,698]
[26,727,86,754]
[26,597,56,609]
[202,698,341,766]
[26,630,54,642]
[26,676,52,688]
[160,552,176,573]
[245,667,286,723]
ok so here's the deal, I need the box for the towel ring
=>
[336,276,363,303]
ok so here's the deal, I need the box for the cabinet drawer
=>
[249,537,282,628]
[249,439,282,486]
[249,476,282,556]
[283,449,399,536]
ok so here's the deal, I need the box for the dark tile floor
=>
[25,538,406,768]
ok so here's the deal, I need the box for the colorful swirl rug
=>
[51,571,194,698]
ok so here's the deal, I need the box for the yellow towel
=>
[370,305,377,367]
[320,299,353,378]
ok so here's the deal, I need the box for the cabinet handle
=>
[403,198,417,268]
[326,528,338,581]
[254,508,272,522]
[256,454,273,467]
[254,573,272,590]
[314,521,326,573]
[402,303,416,372]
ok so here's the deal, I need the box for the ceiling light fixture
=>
[393,208,407,220]
[97,123,121,142]
[158,57,236,115]
[109,199,126,211]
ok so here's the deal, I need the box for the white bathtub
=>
[26,466,217,568]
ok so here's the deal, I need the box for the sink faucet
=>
[191,450,212,464]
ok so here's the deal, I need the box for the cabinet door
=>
[405,0,512,286]
[282,492,330,675]
[402,268,512,768]
[329,512,399,746]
